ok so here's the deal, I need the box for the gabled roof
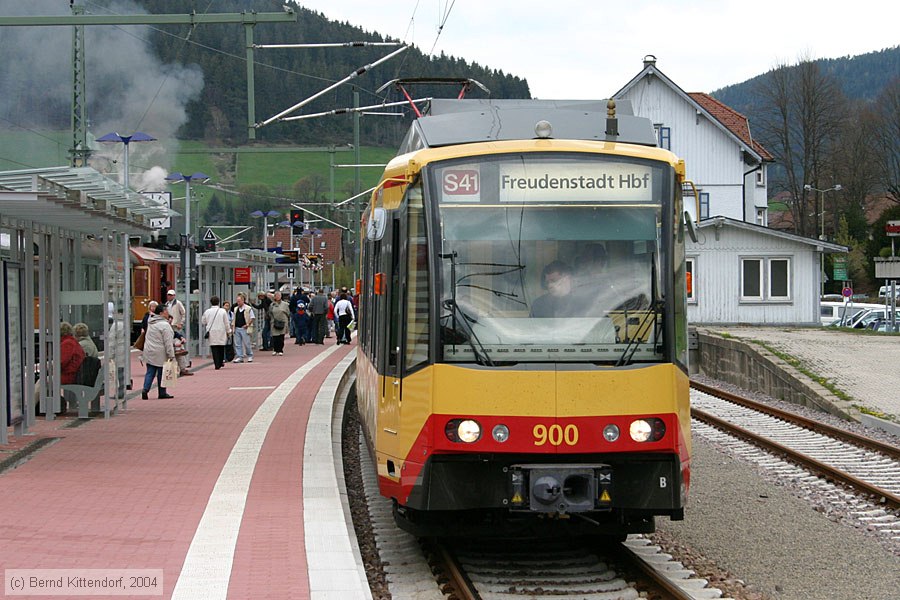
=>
[688,93,774,161]
[614,58,773,163]
[696,216,847,254]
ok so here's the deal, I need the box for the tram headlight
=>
[445,419,482,443]
[602,424,620,442]
[629,418,666,442]
[534,120,553,139]
[492,424,510,443]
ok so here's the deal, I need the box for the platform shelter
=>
[0,166,174,443]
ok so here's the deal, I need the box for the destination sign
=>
[498,163,654,202]
[438,161,656,203]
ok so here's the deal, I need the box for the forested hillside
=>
[138,0,531,146]
[712,46,899,118]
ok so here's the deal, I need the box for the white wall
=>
[687,225,820,325]
[618,75,762,224]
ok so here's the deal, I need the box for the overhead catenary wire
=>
[281,98,431,121]
[254,41,403,49]
[428,0,456,56]
[257,45,409,127]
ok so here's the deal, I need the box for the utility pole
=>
[0,6,297,162]
[70,1,88,167]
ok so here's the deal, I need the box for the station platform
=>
[0,336,365,600]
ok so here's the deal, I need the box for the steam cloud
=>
[0,0,204,183]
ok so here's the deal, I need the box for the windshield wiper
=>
[440,250,494,366]
[615,300,663,367]
[442,299,494,366]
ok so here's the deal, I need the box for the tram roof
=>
[403,99,658,150]
[0,166,177,236]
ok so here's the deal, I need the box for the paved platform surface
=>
[1,336,360,600]
[708,326,900,420]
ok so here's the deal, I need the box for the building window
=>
[756,208,767,226]
[769,258,790,298]
[741,257,791,302]
[320,241,327,249]
[654,125,671,150]
[686,257,696,303]
[741,258,763,300]
[755,167,766,187]
[699,192,710,220]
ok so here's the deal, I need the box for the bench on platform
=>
[61,356,103,419]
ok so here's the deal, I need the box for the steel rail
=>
[617,543,697,600]
[430,541,479,600]
[691,380,900,460]
[691,407,900,510]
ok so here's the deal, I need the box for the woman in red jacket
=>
[60,321,85,385]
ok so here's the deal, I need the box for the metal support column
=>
[101,229,111,418]
[245,22,256,141]
[122,233,131,404]
[23,223,35,430]
[50,230,62,418]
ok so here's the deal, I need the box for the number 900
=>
[533,423,578,446]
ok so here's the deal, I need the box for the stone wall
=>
[696,329,859,421]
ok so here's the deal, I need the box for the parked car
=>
[820,302,880,326]
[844,307,898,329]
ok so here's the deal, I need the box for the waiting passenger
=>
[60,321,86,386]
[73,322,99,359]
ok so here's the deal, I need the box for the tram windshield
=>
[431,153,670,364]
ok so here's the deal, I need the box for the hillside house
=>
[614,56,774,226]
[614,57,848,325]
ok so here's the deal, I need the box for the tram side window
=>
[405,185,430,373]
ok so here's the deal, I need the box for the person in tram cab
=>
[530,260,579,318]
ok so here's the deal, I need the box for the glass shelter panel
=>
[431,154,669,364]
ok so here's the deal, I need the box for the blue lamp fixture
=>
[96,131,156,190]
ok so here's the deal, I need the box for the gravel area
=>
[656,435,900,600]
[342,392,391,600]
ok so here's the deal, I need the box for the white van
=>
[820,301,882,326]
[879,285,898,299]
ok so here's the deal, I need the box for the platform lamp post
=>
[165,171,210,355]
[804,183,842,297]
[96,132,156,190]
[251,210,280,248]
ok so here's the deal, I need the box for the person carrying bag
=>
[161,358,178,388]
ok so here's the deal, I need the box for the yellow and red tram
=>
[356,98,691,537]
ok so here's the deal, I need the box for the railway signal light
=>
[290,209,304,234]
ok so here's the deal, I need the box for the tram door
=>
[380,204,408,458]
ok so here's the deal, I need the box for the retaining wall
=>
[695,329,860,421]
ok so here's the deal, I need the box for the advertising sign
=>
[886,220,900,237]
[234,267,251,284]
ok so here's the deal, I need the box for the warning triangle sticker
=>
[599,490,611,502]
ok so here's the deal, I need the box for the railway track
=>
[690,381,900,509]
[358,431,728,599]
[426,535,728,600]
